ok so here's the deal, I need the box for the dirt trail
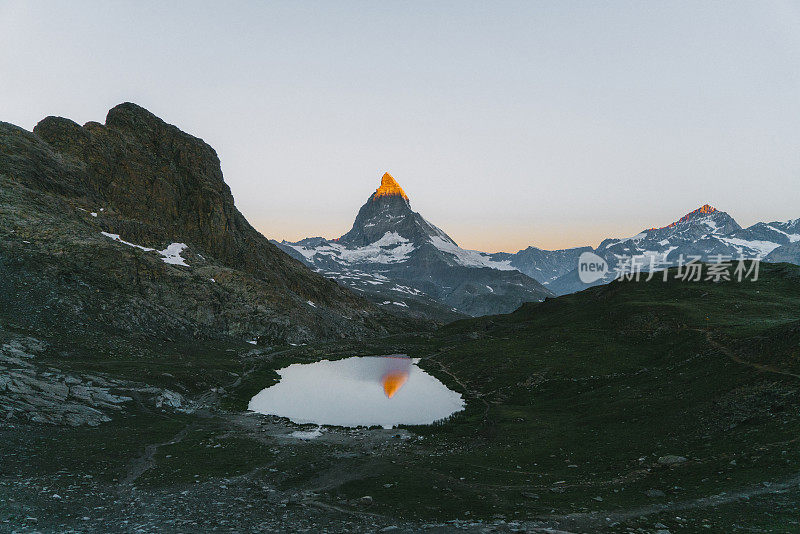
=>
[305,499,387,520]
[427,354,492,421]
[538,470,800,532]
[120,424,192,486]
[696,328,800,380]
[119,359,267,488]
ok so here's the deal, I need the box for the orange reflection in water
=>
[381,370,410,399]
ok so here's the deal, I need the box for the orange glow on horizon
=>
[381,370,409,398]
[256,217,623,253]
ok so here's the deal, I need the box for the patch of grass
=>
[138,426,275,486]
[0,411,188,483]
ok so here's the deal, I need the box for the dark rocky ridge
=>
[28,103,363,307]
[0,103,410,344]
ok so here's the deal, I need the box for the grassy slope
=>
[307,263,800,524]
[2,263,799,531]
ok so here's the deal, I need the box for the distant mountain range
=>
[544,204,800,295]
[278,174,799,315]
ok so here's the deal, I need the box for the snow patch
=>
[290,428,324,440]
[703,217,720,233]
[160,243,189,266]
[101,232,154,252]
[718,237,781,257]
[428,236,514,270]
[101,232,189,266]
[287,232,415,265]
[766,224,800,243]
[391,285,423,295]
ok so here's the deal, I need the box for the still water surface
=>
[248,355,464,428]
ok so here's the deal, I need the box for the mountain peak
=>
[694,204,718,215]
[372,172,408,202]
[647,204,720,231]
[339,171,456,247]
[673,204,719,224]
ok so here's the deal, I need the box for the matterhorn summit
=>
[339,172,456,248]
[372,172,409,201]
[276,172,553,319]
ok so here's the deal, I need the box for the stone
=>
[155,390,183,409]
[0,343,135,427]
[658,455,687,466]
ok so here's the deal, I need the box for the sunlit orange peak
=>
[372,172,409,202]
[646,204,718,231]
[381,370,409,398]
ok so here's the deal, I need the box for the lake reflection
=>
[248,355,464,428]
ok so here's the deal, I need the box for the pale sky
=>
[2,1,799,252]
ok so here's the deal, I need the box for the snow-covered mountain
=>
[414,204,800,296]
[597,205,775,258]
[275,173,553,319]
[489,245,593,286]
[546,205,800,295]
[278,175,798,312]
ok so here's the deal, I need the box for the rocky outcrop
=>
[0,336,184,426]
[0,104,412,344]
[765,241,800,265]
[28,104,365,308]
